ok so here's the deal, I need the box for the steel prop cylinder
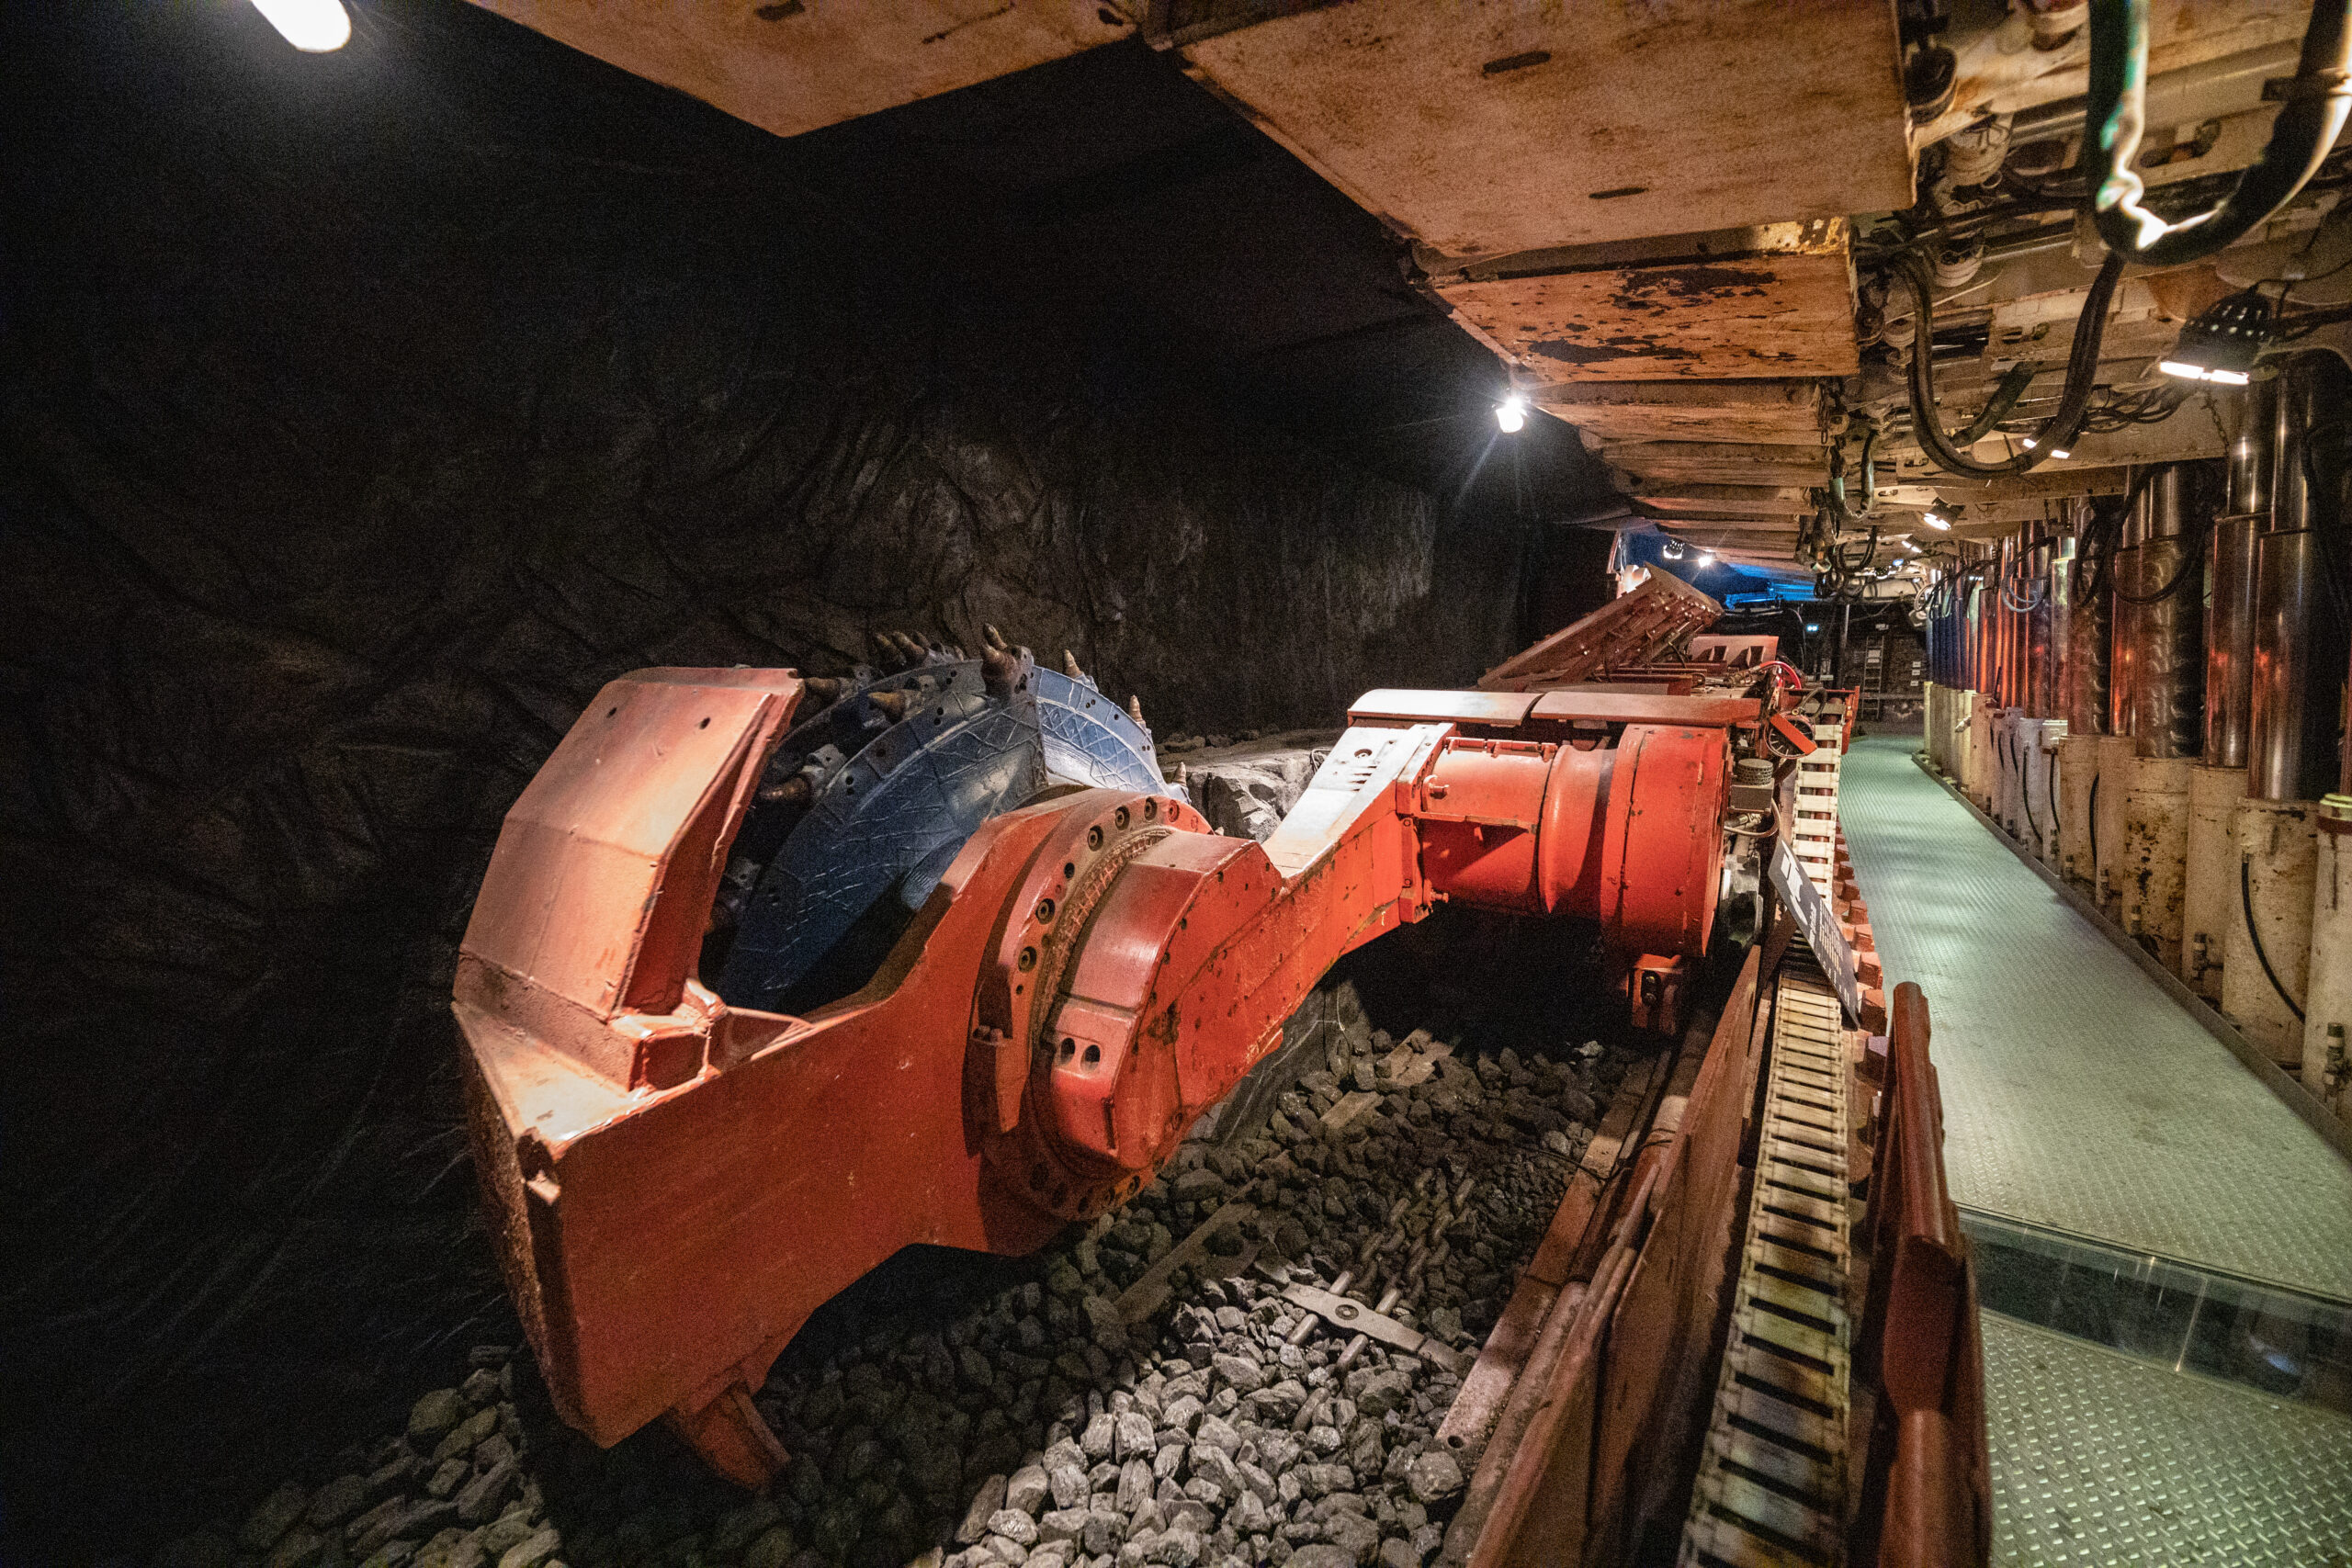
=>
[2058,729,2100,888]
[2181,762,2248,998]
[2250,354,2351,803]
[1927,681,1951,776]
[2108,472,2147,739]
[2207,513,2261,768]
[1967,683,1996,810]
[2030,719,2067,870]
[2132,465,2204,760]
[2305,803,2352,1116]
[2066,517,2110,737]
[2120,756,2195,966]
[2094,733,2138,917]
[2026,538,2055,717]
[2222,795,2320,1062]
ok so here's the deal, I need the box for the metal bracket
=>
[1280,1282,1464,1373]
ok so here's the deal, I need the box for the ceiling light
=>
[1923,512,1951,530]
[1696,550,1715,567]
[1661,537,1686,560]
[250,0,351,50]
[1494,394,1528,434]
[2051,446,2072,458]
[2159,288,2273,384]
[2021,436,2036,449]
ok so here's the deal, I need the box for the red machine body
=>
[456,648,1762,1484]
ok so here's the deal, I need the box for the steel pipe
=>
[2251,354,2350,802]
[2208,514,2261,768]
[2133,465,2204,761]
[2109,470,2147,739]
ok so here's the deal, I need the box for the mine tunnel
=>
[7,4,2352,1567]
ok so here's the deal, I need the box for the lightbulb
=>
[1661,537,1686,561]
[1696,551,1715,567]
[2051,446,2072,459]
[1494,395,1528,434]
[2021,437,2036,449]
[1923,513,1951,530]
[2207,368,2250,387]
[1804,623,1822,633]
[2158,359,2211,382]
[250,0,351,50]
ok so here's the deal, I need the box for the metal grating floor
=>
[1834,735,2352,1301]
[1984,1312,2352,1566]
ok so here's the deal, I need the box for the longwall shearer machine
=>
[454,577,1984,1567]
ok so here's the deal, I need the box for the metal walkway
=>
[1837,732,2352,1565]
[1983,1314,2352,1566]
[1834,734,2352,1300]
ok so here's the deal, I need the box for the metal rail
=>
[1680,949,1854,1567]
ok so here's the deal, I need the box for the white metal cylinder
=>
[2058,731,2100,889]
[1989,710,2015,831]
[2121,755,2193,967]
[1925,682,1949,775]
[2006,715,2045,844]
[1967,694,1997,810]
[2094,733,2138,918]
[2304,802,2352,1120]
[2222,795,2320,1064]
[2181,764,2248,998]
[1954,686,1978,795]
[2030,719,2068,869]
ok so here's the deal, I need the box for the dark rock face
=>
[0,8,1544,1562]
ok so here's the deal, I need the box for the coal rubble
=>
[167,1007,1627,1568]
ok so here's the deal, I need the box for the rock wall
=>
[1170,735,1344,842]
[0,7,1531,1560]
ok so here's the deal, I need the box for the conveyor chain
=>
[1679,949,1853,1567]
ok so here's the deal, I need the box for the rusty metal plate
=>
[1436,229,1861,384]
[1347,689,1542,728]
[1528,690,1758,728]
[1282,1282,1464,1373]
[1179,3,1909,260]
[468,0,1132,143]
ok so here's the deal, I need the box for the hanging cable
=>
[1901,253,2127,479]
[2086,0,2352,267]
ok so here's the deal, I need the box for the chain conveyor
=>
[1679,948,1854,1568]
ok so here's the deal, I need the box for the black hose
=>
[2242,858,2309,1021]
[2072,465,2165,601]
[2109,466,2216,605]
[2086,0,2352,268]
[1955,364,2038,446]
[1902,254,2127,479]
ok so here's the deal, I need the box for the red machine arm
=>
[456,672,1741,1483]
